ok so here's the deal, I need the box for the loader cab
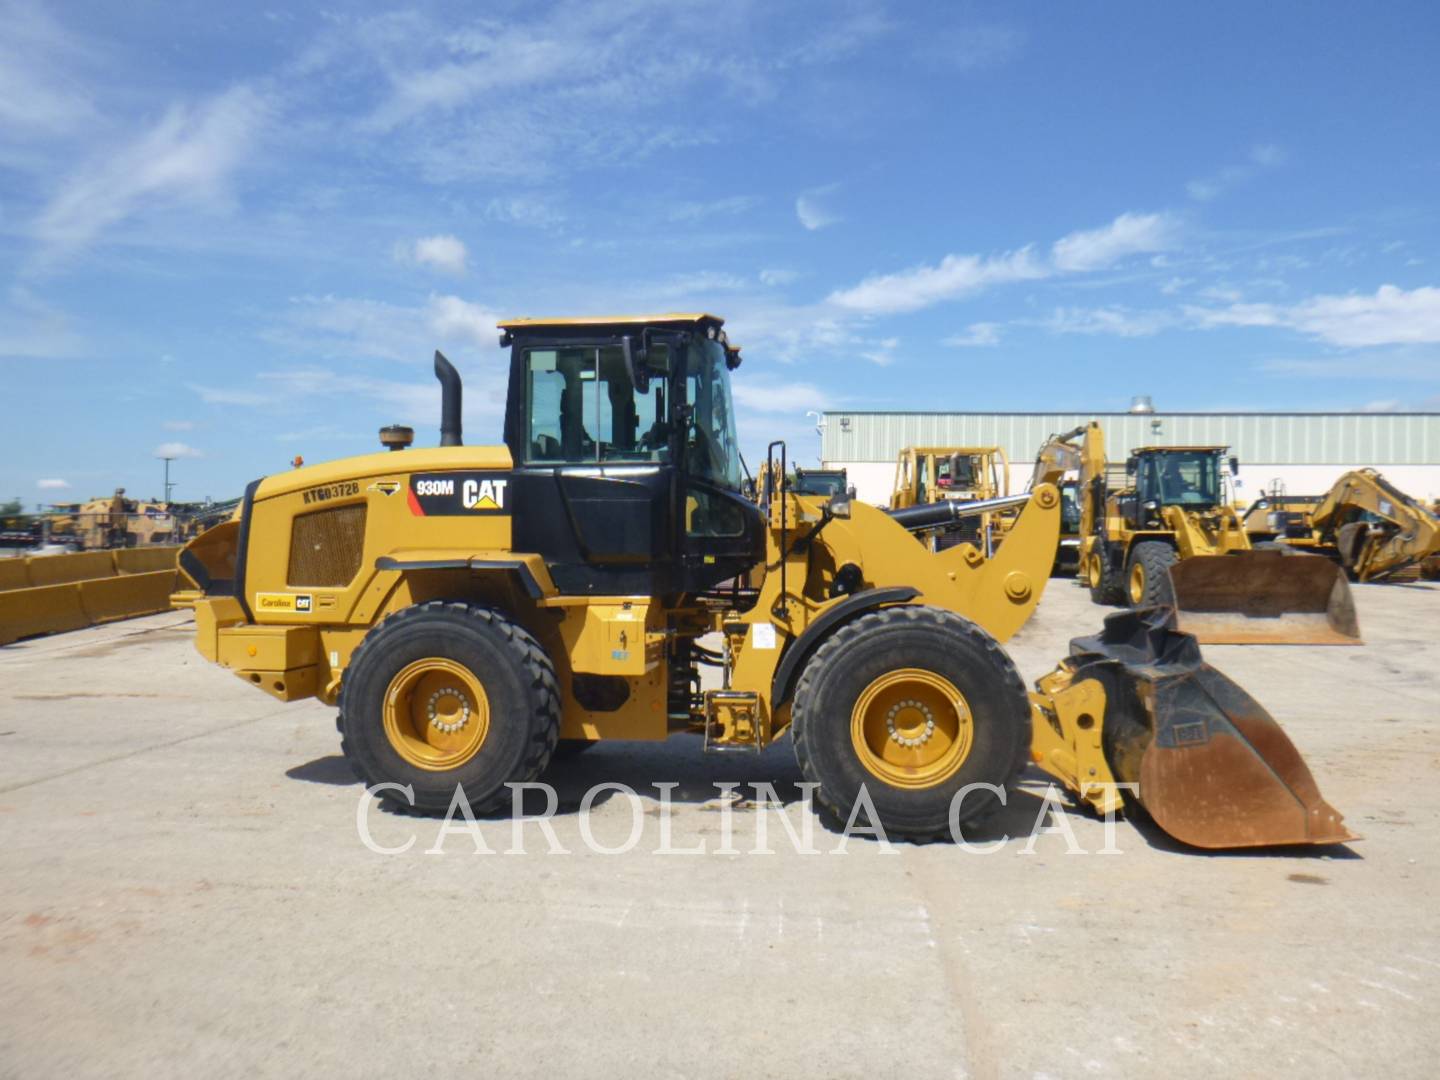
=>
[1125,447,1225,527]
[500,314,764,596]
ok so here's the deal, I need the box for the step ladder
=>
[702,689,763,753]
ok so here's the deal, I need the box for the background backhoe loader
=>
[1245,469,1440,582]
[173,314,1352,849]
[1036,423,1360,645]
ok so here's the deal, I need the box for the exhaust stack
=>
[434,350,462,447]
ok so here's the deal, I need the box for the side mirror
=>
[643,332,671,375]
[827,489,852,519]
[1125,458,1137,476]
[1229,456,1240,475]
[622,335,648,393]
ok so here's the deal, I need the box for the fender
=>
[770,585,919,707]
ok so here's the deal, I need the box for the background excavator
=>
[174,314,1352,849]
[1244,469,1440,582]
[1035,423,1360,645]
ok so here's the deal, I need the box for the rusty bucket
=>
[1067,610,1356,849]
[1168,550,1361,645]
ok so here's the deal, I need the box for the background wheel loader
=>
[1244,469,1440,582]
[173,314,1352,848]
[1038,423,1360,645]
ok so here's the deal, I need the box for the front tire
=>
[338,601,560,814]
[1086,552,1127,606]
[791,605,1031,841]
[1126,541,1178,608]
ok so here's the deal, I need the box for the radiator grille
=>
[287,505,367,587]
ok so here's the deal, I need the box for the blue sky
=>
[3,0,1438,504]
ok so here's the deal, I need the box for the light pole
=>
[159,456,175,504]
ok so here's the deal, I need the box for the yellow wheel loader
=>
[1039,423,1360,646]
[174,314,1352,848]
[1245,469,1440,582]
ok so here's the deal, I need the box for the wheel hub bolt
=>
[885,698,936,747]
[427,688,470,734]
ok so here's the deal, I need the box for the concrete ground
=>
[1,579,1436,1079]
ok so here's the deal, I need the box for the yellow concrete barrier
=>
[0,547,181,646]
[0,560,30,591]
[114,547,180,574]
[25,550,117,587]
[0,584,90,645]
[78,570,178,626]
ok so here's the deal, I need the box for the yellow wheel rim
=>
[1128,561,1146,604]
[849,668,973,789]
[1085,556,1102,589]
[382,658,490,771]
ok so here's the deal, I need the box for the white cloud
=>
[859,337,900,366]
[759,268,799,287]
[943,322,1002,347]
[485,196,565,229]
[188,383,266,406]
[796,188,839,231]
[825,211,1179,317]
[0,288,84,358]
[1046,306,1173,338]
[154,441,202,459]
[668,195,760,223]
[428,295,502,348]
[322,6,884,183]
[829,248,1044,315]
[35,84,268,261]
[0,2,100,138]
[1035,283,1440,352]
[919,25,1026,71]
[192,293,512,429]
[1284,285,1440,347]
[733,376,832,414]
[649,271,749,301]
[269,293,505,363]
[1194,285,1440,347]
[36,478,70,490]
[401,234,469,275]
[1050,212,1179,272]
[1187,144,1286,202]
[1257,354,1440,381]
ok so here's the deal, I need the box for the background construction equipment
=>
[1036,422,1360,645]
[1244,469,1440,582]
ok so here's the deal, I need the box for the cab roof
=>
[497,313,723,330]
[1131,445,1229,454]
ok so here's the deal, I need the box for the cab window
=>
[525,346,668,464]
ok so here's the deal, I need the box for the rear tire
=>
[338,601,560,815]
[1127,541,1178,609]
[791,605,1031,841]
